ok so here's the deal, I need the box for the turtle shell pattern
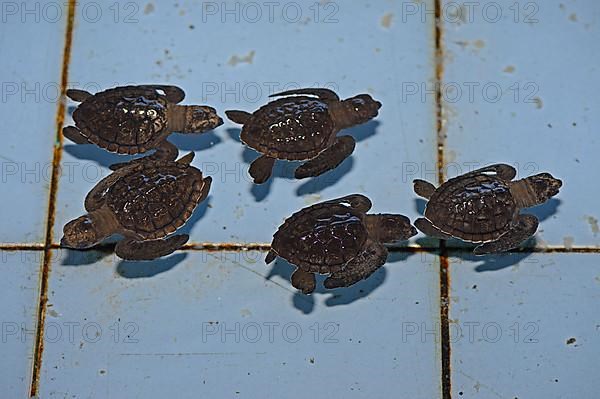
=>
[425,174,517,242]
[241,96,335,161]
[104,161,205,240]
[272,201,368,274]
[73,86,169,154]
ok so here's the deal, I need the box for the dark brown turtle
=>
[60,151,211,260]
[63,85,222,168]
[225,88,382,184]
[413,164,562,254]
[265,194,417,294]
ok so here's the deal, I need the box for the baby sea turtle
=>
[265,194,417,294]
[63,85,222,165]
[60,151,211,260]
[225,88,381,184]
[413,164,562,254]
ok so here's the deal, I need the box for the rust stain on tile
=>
[30,1,76,397]
[380,12,394,28]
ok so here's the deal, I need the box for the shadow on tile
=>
[169,131,222,151]
[449,249,537,272]
[116,253,188,278]
[525,198,562,223]
[266,251,410,314]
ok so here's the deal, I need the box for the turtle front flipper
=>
[66,89,92,102]
[295,135,355,179]
[324,240,387,289]
[115,234,189,261]
[414,218,453,240]
[291,268,316,294]
[140,85,185,103]
[62,126,89,144]
[109,141,178,170]
[269,88,340,102]
[225,110,252,124]
[473,214,539,255]
[249,155,275,184]
[413,179,436,199]
[464,164,516,181]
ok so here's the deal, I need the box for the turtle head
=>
[366,214,418,244]
[61,214,106,249]
[526,173,562,204]
[336,94,382,128]
[181,105,223,133]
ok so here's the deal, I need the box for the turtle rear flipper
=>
[295,135,355,179]
[225,110,252,124]
[63,126,89,144]
[413,179,436,199]
[265,250,277,264]
[414,218,453,240]
[115,234,189,261]
[249,155,275,184]
[66,89,92,102]
[474,214,538,255]
[109,141,179,170]
[291,268,316,294]
[324,240,387,289]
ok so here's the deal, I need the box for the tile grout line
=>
[30,1,76,397]
[1,241,598,254]
[434,0,452,397]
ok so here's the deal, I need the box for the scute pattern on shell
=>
[425,174,516,242]
[106,163,204,239]
[272,203,368,273]
[73,87,168,153]
[241,97,334,160]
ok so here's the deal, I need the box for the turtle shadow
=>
[63,143,129,169]
[525,198,561,223]
[58,246,117,266]
[295,157,354,196]
[169,131,222,152]
[448,248,537,272]
[116,253,188,278]
[345,120,380,143]
[266,251,407,314]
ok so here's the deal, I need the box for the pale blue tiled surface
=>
[2,1,600,398]
[448,252,600,398]
[0,251,42,397]
[441,0,600,248]
[0,14,65,243]
[39,250,441,399]
[53,0,438,245]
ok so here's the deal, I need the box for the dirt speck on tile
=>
[48,309,60,317]
[563,236,574,249]
[586,216,599,235]
[566,337,576,345]
[503,65,515,73]
[532,97,543,109]
[144,2,155,14]
[228,50,256,67]
[380,12,394,28]
[569,13,577,22]
[473,39,485,49]
[309,357,315,364]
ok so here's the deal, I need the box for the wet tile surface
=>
[441,0,600,248]
[39,250,441,398]
[448,252,600,398]
[0,16,65,243]
[0,251,42,397]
